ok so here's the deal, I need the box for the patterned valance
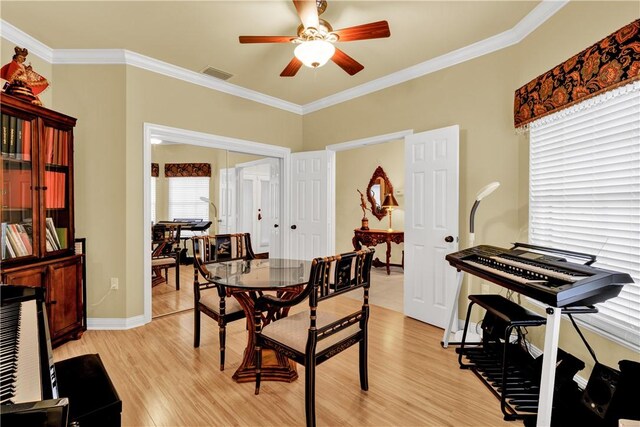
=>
[514,19,640,129]
[151,163,159,177]
[164,163,211,177]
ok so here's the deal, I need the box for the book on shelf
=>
[45,217,61,250]
[1,222,6,259]
[22,120,31,161]
[15,118,23,160]
[3,222,33,257]
[55,227,67,249]
[1,114,8,156]
[8,115,16,159]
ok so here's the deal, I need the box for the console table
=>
[352,228,404,275]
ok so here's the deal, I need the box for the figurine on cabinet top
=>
[1,46,49,105]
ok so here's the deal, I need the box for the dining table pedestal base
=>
[232,349,298,383]
[228,285,303,384]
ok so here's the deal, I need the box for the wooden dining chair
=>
[253,248,374,427]
[192,233,256,370]
[151,224,181,290]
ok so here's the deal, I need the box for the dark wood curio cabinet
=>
[0,93,84,347]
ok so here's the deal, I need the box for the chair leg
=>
[175,261,180,290]
[359,337,369,391]
[255,340,262,395]
[305,356,316,427]
[194,308,201,348]
[219,322,226,371]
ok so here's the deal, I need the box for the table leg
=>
[229,288,300,383]
[386,241,392,275]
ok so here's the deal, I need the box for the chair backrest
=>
[192,233,256,280]
[307,248,374,306]
[151,224,181,257]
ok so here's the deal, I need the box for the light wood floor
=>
[57,271,522,427]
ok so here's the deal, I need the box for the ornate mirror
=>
[367,166,393,220]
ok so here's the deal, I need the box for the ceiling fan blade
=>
[293,0,319,29]
[280,57,303,77]
[239,35,296,44]
[333,20,391,42]
[331,48,364,76]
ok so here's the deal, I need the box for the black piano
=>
[0,285,122,426]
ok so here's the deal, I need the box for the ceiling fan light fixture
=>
[294,39,335,68]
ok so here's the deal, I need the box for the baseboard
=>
[87,315,147,330]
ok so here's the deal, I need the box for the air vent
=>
[201,66,233,81]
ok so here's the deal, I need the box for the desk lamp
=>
[469,181,500,247]
[382,193,399,232]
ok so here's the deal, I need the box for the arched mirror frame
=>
[367,166,394,220]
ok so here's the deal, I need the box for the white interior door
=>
[290,151,332,259]
[218,168,236,234]
[267,158,282,258]
[236,160,277,255]
[404,125,459,327]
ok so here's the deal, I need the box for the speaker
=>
[581,363,621,419]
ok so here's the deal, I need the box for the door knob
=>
[444,235,454,243]
[291,225,297,230]
[274,224,279,228]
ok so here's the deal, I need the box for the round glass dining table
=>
[207,258,313,383]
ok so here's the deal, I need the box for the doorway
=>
[143,123,290,322]
[328,130,412,313]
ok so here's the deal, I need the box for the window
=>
[529,81,639,349]
[168,177,209,221]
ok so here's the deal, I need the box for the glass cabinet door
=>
[1,112,35,260]
[43,124,72,254]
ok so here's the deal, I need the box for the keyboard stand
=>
[457,294,546,421]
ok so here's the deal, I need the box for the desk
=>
[352,229,404,275]
[209,258,313,383]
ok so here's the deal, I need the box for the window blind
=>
[168,177,210,221]
[529,81,640,349]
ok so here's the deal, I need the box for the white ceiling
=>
[1,1,552,107]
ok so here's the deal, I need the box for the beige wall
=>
[335,140,404,264]
[304,1,639,373]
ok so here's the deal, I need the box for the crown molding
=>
[0,0,566,115]
[0,20,53,62]
[301,0,568,114]
[52,48,303,115]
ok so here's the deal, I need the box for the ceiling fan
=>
[239,0,390,77]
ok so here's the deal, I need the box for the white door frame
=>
[143,123,291,324]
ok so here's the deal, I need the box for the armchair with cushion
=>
[151,224,181,290]
[253,248,374,427]
[192,233,256,370]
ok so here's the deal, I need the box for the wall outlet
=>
[110,277,119,290]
